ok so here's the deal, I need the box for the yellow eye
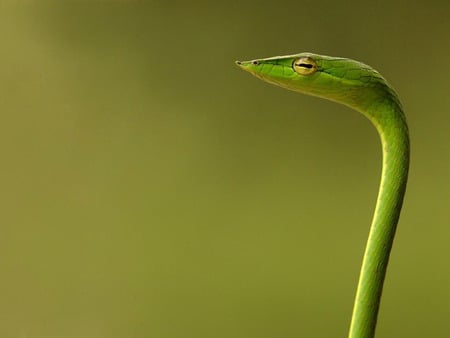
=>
[293,57,318,75]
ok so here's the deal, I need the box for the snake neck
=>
[371,99,410,240]
[349,98,410,338]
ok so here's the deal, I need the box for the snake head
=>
[236,52,399,113]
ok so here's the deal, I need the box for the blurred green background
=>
[1,1,449,337]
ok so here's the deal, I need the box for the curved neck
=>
[349,100,410,338]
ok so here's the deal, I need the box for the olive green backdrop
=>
[0,1,448,337]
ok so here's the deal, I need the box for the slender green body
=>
[236,53,409,338]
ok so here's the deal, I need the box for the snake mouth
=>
[235,60,256,75]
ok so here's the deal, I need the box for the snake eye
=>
[293,57,317,75]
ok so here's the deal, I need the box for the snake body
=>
[236,53,409,338]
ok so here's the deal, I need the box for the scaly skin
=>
[236,53,409,338]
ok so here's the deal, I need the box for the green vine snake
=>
[236,53,409,338]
